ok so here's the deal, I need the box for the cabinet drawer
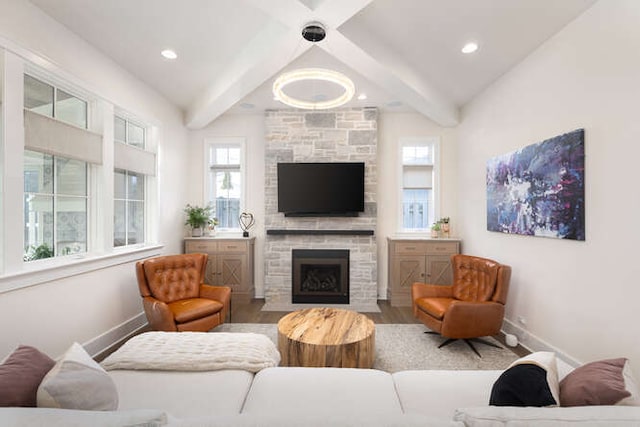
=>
[218,241,247,253]
[425,242,458,255]
[185,241,217,253]
[393,242,428,255]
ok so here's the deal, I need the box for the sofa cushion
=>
[560,358,640,407]
[110,369,254,418]
[393,370,503,420]
[37,342,118,411]
[0,345,55,407]
[490,351,560,407]
[454,405,640,426]
[242,367,403,417]
[0,407,168,427]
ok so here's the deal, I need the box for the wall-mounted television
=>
[277,162,365,217]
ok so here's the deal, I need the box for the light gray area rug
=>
[212,323,518,373]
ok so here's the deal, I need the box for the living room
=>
[0,0,638,398]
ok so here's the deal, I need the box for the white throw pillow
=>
[37,342,118,410]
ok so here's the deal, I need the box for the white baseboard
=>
[83,312,147,358]
[502,318,581,368]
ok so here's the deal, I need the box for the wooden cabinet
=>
[387,238,461,307]
[184,237,255,303]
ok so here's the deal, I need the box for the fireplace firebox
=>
[292,249,349,304]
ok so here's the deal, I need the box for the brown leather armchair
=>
[136,253,231,332]
[411,254,511,356]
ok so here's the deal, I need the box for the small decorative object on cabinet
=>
[239,212,255,237]
[440,217,450,237]
[184,204,214,237]
[184,237,255,302]
[387,237,461,307]
[430,223,441,238]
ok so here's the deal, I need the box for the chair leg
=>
[423,331,503,358]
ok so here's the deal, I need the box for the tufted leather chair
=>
[136,253,231,332]
[411,254,511,356]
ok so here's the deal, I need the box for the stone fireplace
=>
[292,249,349,304]
[263,108,378,312]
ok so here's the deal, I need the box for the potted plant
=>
[206,217,219,236]
[184,204,214,237]
[430,222,441,238]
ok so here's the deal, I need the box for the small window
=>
[114,169,145,247]
[115,115,145,149]
[207,142,243,230]
[23,151,88,261]
[400,140,437,231]
[24,75,87,129]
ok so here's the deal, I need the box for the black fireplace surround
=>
[292,249,349,304]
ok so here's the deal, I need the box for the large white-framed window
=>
[205,138,245,231]
[399,138,439,232]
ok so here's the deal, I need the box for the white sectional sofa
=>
[3,332,640,426]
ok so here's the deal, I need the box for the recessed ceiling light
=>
[161,49,177,60]
[357,93,367,100]
[461,42,478,54]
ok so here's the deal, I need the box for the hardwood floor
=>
[230,299,421,324]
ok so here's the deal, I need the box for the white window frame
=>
[203,137,246,233]
[397,137,441,233]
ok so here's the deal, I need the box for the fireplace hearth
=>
[292,249,349,304]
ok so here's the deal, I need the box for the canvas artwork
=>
[486,129,585,240]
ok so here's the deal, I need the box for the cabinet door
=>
[218,254,246,292]
[203,254,219,286]
[393,255,427,291]
[426,255,453,285]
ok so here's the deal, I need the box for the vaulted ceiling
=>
[29,0,596,128]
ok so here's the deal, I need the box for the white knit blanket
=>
[100,331,280,373]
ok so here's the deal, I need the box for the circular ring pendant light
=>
[272,68,355,110]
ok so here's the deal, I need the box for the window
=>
[114,169,145,247]
[24,74,87,129]
[206,141,244,230]
[23,150,88,261]
[115,115,145,149]
[400,140,438,231]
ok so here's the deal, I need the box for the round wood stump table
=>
[277,307,375,368]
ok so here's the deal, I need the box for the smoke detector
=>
[302,22,326,42]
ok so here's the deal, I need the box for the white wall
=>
[457,0,640,370]
[0,0,189,358]
[377,112,458,298]
[187,113,266,296]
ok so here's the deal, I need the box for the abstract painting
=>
[486,129,585,240]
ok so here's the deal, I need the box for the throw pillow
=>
[0,345,55,407]
[560,357,640,406]
[37,342,118,410]
[490,351,560,407]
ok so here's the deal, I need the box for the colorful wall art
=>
[486,129,585,240]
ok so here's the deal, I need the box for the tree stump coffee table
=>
[277,307,375,368]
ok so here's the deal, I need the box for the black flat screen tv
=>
[277,162,365,217]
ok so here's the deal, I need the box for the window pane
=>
[114,169,126,199]
[127,172,144,201]
[56,196,87,255]
[127,122,145,148]
[56,157,87,196]
[24,75,54,117]
[23,194,54,261]
[24,151,53,194]
[127,201,144,245]
[215,170,241,199]
[228,148,241,165]
[114,200,126,247]
[114,116,126,142]
[403,145,431,165]
[402,189,431,229]
[56,89,87,129]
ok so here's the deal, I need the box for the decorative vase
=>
[442,223,450,237]
[191,227,203,237]
[431,229,439,238]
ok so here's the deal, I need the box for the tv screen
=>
[277,162,365,216]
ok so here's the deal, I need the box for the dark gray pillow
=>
[490,364,556,406]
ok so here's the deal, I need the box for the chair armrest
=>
[441,300,505,339]
[411,283,453,300]
[142,296,177,332]
[200,284,231,322]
